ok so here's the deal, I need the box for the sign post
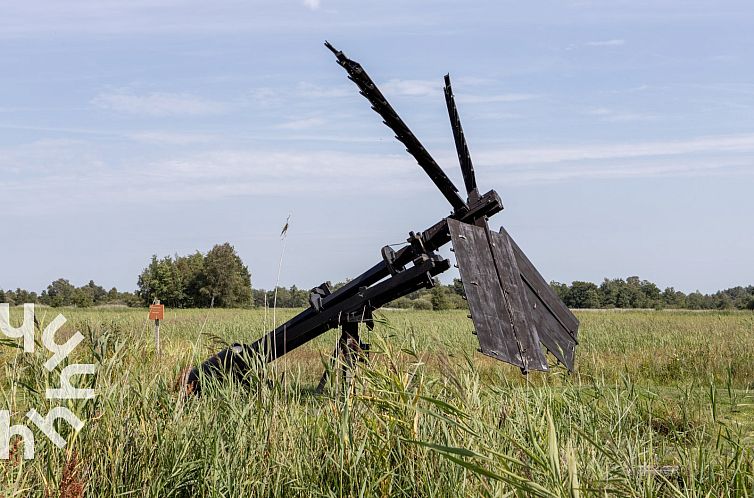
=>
[149,300,165,356]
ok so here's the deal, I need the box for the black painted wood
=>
[498,227,579,370]
[449,219,548,371]
[487,229,549,371]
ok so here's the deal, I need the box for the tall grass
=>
[1,308,753,496]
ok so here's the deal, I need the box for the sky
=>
[1,0,753,295]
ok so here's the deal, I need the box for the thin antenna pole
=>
[272,213,291,382]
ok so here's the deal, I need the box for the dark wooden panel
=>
[497,227,579,370]
[523,283,577,369]
[488,230,549,371]
[499,227,579,336]
[448,219,548,372]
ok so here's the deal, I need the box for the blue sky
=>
[1,0,752,294]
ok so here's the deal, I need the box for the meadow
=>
[1,307,753,497]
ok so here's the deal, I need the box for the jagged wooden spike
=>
[444,74,479,202]
[325,41,467,213]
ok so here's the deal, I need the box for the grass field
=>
[1,307,753,497]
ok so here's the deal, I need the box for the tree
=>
[598,278,624,308]
[550,282,570,303]
[567,281,601,308]
[83,280,107,304]
[72,287,94,307]
[746,297,754,310]
[42,278,76,307]
[200,243,252,308]
[430,286,451,311]
[137,256,185,307]
[662,287,686,308]
[451,278,466,298]
[13,288,38,305]
[639,280,661,308]
[715,293,734,310]
[107,287,119,302]
[175,252,205,307]
[686,291,705,310]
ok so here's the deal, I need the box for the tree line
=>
[0,279,139,308]
[2,243,753,311]
[136,243,251,308]
[550,277,754,310]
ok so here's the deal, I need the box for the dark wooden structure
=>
[183,43,579,394]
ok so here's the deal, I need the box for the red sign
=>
[149,304,165,321]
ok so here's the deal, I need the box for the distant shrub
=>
[389,297,414,309]
[412,298,433,310]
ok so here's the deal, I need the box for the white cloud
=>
[4,133,754,216]
[92,90,227,117]
[126,131,217,145]
[275,117,326,130]
[381,79,441,98]
[296,82,353,99]
[379,79,537,104]
[585,39,626,47]
[474,133,754,167]
[303,0,321,10]
[585,107,655,122]
[457,93,538,104]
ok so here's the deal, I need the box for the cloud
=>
[585,39,626,47]
[379,79,537,104]
[125,131,217,145]
[0,142,425,214]
[584,107,655,122]
[303,0,321,10]
[92,90,227,117]
[295,82,353,99]
[381,79,441,98]
[275,117,326,130]
[457,93,538,104]
[4,133,754,216]
[474,133,754,167]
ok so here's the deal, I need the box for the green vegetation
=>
[1,308,753,496]
[0,279,139,308]
[136,243,252,308]
[2,241,753,311]
[552,277,754,311]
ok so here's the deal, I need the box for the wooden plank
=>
[487,230,548,371]
[497,227,579,370]
[522,283,577,369]
[448,219,548,372]
[499,227,579,336]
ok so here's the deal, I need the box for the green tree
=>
[598,278,624,308]
[451,278,466,298]
[661,287,686,308]
[82,280,107,304]
[686,291,705,310]
[550,282,570,303]
[137,256,185,307]
[42,278,76,307]
[639,280,661,308]
[13,288,38,305]
[567,281,601,308]
[200,243,252,308]
[715,293,734,310]
[72,287,94,307]
[175,252,206,307]
[430,286,451,311]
